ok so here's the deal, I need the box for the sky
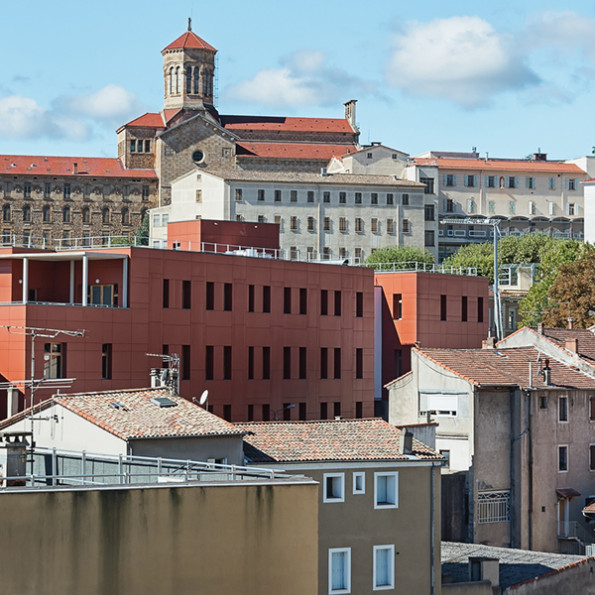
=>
[2,0,595,161]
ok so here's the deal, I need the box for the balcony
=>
[557,521,594,555]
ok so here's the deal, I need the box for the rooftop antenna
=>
[188,17,192,31]
[146,352,180,395]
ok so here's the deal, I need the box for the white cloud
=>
[386,16,539,108]
[225,51,374,109]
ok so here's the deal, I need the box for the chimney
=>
[73,162,78,174]
[537,322,544,335]
[469,557,500,589]
[482,336,496,349]
[533,152,547,161]
[565,338,578,353]
[344,99,357,130]
[399,430,413,455]
[568,317,574,330]
[543,359,551,386]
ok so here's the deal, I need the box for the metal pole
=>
[493,223,503,340]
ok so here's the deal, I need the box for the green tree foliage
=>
[442,242,494,279]
[364,246,434,269]
[135,213,150,246]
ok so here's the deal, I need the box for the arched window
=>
[43,205,51,222]
[3,204,11,222]
[63,206,71,223]
[82,207,90,224]
[169,67,174,94]
[22,205,31,223]
[193,67,199,94]
[186,67,192,93]
[121,207,130,226]
[102,207,110,224]
[175,67,180,94]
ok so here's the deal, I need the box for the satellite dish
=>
[199,390,208,406]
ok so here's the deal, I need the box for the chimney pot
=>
[537,322,544,335]
[482,336,496,349]
[568,317,574,330]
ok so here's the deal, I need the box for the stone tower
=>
[161,19,217,112]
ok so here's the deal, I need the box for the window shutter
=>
[463,175,468,187]
[453,175,457,186]
[485,175,489,186]
[515,177,519,188]
[525,177,530,189]
[443,174,448,186]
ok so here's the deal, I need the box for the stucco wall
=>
[0,480,318,595]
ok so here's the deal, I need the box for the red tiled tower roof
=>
[163,30,216,52]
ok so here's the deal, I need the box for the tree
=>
[136,213,150,246]
[364,246,434,270]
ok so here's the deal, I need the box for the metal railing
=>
[477,490,511,524]
[558,520,593,546]
[365,261,478,276]
[0,446,290,490]
[0,234,147,251]
[439,228,584,242]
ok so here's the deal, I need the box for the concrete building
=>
[387,341,595,553]
[238,417,444,595]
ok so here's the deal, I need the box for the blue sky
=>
[2,0,595,161]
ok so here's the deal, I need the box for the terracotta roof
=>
[0,155,156,179]
[0,388,242,440]
[236,418,441,463]
[220,115,354,134]
[410,157,585,174]
[123,112,166,129]
[163,31,216,52]
[414,346,595,390]
[537,328,595,363]
[236,141,358,161]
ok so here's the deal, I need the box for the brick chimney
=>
[537,323,544,335]
[568,317,574,330]
[565,338,578,353]
[482,336,496,349]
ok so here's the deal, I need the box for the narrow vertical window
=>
[283,347,291,379]
[223,405,232,422]
[262,346,271,379]
[248,346,254,380]
[262,404,270,421]
[321,290,328,315]
[355,402,363,418]
[205,346,214,380]
[462,296,468,322]
[284,287,291,314]
[101,343,112,380]
[334,291,342,316]
[299,288,307,315]
[247,404,254,421]
[356,292,363,317]
[182,345,191,380]
[320,348,328,379]
[333,402,341,418]
[320,402,328,419]
[248,284,255,312]
[223,346,232,380]
[224,283,232,311]
[162,279,169,308]
[559,397,568,422]
[206,282,214,310]
[263,286,271,313]
[356,348,363,379]
[182,280,191,309]
[392,293,402,320]
[334,348,341,379]
[299,347,307,379]
[478,297,484,323]
[299,402,307,420]
[440,295,447,321]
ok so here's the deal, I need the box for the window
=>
[488,201,495,214]
[329,548,350,594]
[102,207,110,224]
[64,183,71,199]
[182,280,191,309]
[257,189,265,201]
[44,183,51,198]
[354,248,362,261]
[224,283,232,311]
[323,217,331,231]
[559,397,568,422]
[299,402,307,420]
[263,285,271,313]
[235,214,244,223]
[568,203,575,216]
[290,216,298,231]
[339,192,346,204]
[223,346,232,380]
[461,296,468,322]
[367,152,373,159]
[22,205,31,223]
[424,230,435,247]
[274,189,282,202]
[355,192,362,204]
[509,200,516,215]
[478,297,484,323]
[424,204,435,221]
[299,288,307,315]
[392,294,402,320]
[402,193,409,206]
[339,217,347,232]
[320,347,328,379]
[321,290,328,316]
[549,201,555,216]
[440,295,447,321]
[2,204,11,222]
[121,207,130,226]
[257,215,266,223]
[568,178,576,191]
[334,291,342,316]
[206,281,214,310]
[44,343,65,379]
[284,287,292,314]
[248,346,254,380]
[195,189,202,203]
[386,219,394,234]
[307,216,315,231]
[142,186,150,201]
[223,405,231,421]
[353,472,365,494]
[299,347,307,379]
[591,396,595,421]
[101,343,112,380]
[234,188,243,201]
[323,191,330,203]
[373,545,395,590]
[371,192,378,204]
[89,284,118,307]
[307,190,314,203]
[334,348,341,379]
[320,402,328,419]
[402,219,410,233]
[526,176,535,189]
[262,346,271,379]
[386,193,394,205]
[440,449,450,469]
[374,472,398,508]
[283,346,291,379]
[549,177,556,190]
[323,474,345,502]
[205,346,214,380]
[559,445,568,472]
[591,445,595,471]
[507,176,517,189]
[486,175,496,188]
[262,403,270,421]
[334,402,341,419]
[181,345,191,380]
[412,177,430,196]
[162,279,170,308]
[356,292,363,317]
[477,490,510,523]
[467,199,475,213]
[465,175,476,187]
[444,198,454,213]
[290,190,298,203]
[356,348,363,379]
[529,201,536,215]
[248,285,255,312]
[445,174,456,187]
[355,218,363,233]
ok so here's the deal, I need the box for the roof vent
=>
[109,401,127,410]
[151,396,178,408]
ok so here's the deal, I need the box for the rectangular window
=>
[321,347,328,379]
[529,201,536,215]
[290,190,298,203]
[263,285,271,313]
[508,176,517,189]
[283,346,291,379]
[371,192,378,204]
[182,280,191,309]
[467,199,475,213]
[142,186,150,201]
[282,402,293,421]
[445,198,454,213]
[487,175,496,188]
[284,287,292,314]
[488,201,495,214]
[299,288,307,315]
[307,216,315,231]
[248,346,254,380]
[339,192,346,204]
[339,217,347,233]
[420,177,434,194]
[356,348,363,379]
[559,445,568,472]
[386,193,394,205]
[402,193,409,205]
[424,230,435,247]
[101,344,112,380]
[323,217,331,231]
[334,291,342,316]
[355,218,363,233]
[478,297,484,323]
[334,402,341,418]
[355,192,362,204]
[224,283,232,311]
[509,201,516,215]
[568,178,576,191]
[248,404,254,421]
[334,348,341,379]
[445,174,456,187]
[223,346,232,380]
[465,175,475,187]
[590,445,595,471]
[374,545,395,590]
[559,397,568,422]
[526,176,535,189]
[299,402,307,420]
[568,203,575,216]
[321,290,328,315]
[262,404,270,421]
[162,279,170,308]
[386,219,394,234]
[290,216,298,231]
[205,346,214,380]
[402,219,410,233]
[392,293,402,320]
[320,402,328,419]
[257,189,265,201]
[371,218,378,233]
[353,472,365,494]
[328,548,351,594]
[130,140,136,153]
[206,282,214,310]
[44,343,65,379]
[591,396,595,421]
[182,345,191,380]
[262,346,271,379]
[323,191,330,203]
[234,188,243,201]
[477,490,511,523]
[223,405,231,422]
[324,474,345,503]
[356,292,363,317]
[374,472,398,509]
[299,347,307,379]
[307,190,314,203]
[274,189,282,202]
[424,204,435,221]
[440,295,447,321]
[248,284,255,312]
[461,296,468,322]
[549,177,556,190]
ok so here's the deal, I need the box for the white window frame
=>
[374,472,399,509]
[353,472,365,494]
[558,396,568,423]
[324,473,345,503]
[328,547,351,594]
[558,445,568,473]
[373,544,395,590]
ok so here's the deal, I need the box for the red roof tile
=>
[163,31,216,52]
[123,112,166,128]
[537,328,595,364]
[0,155,156,179]
[221,115,354,134]
[237,418,440,463]
[236,142,357,161]
[410,157,585,174]
[413,346,595,390]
